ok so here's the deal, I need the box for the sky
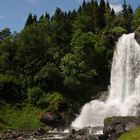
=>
[0,0,139,32]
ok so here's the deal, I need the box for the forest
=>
[0,0,140,129]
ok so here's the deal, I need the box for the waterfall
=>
[71,33,140,128]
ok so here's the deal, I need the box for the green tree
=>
[27,86,44,105]
[133,7,140,29]
[0,74,25,104]
[98,0,106,28]
[122,0,133,32]
[0,28,11,41]
[60,31,97,91]
[0,37,17,74]
[34,63,61,91]
[16,21,50,79]
[25,13,37,27]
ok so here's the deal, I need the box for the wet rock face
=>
[135,27,140,45]
[103,116,140,140]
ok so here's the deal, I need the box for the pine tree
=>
[127,5,133,32]
[92,0,99,31]
[106,0,110,10]
[122,1,133,32]
[111,9,115,17]
[52,7,64,21]
[25,13,34,27]
[128,5,133,14]
[33,15,37,23]
[98,0,106,28]
[78,6,82,14]
[45,12,50,20]
[82,0,86,10]
[122,0,128,18]
[39,15,44,21]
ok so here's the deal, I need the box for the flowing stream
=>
[72,33,140,128]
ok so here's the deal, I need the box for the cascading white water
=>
[72,33,140,128]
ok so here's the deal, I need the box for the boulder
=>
[103,116,140,140]
[40,113,64,127]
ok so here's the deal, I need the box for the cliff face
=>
[135,27,140,45]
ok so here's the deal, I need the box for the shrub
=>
[27,87,44,105]
[0,74,24,103]
[37,92,64,110]
[112,26,127,34]
[0,104,44,129]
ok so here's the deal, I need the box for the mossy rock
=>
[103,116,140,140]
[104,116,139,126]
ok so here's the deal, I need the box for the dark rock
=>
[98,134,108,140]
[56,101,69,112]
[76,127,89,135]
[40,100,76,127]
[66,129,76,140]
[34,128,46,136]
[115,124,125,135]
[135,27,140,45]
[40,113,64,127]
[71,129,76,135]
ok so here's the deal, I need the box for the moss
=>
[104,116,137,126]
[104,117,112,126]
[117,125,140,140]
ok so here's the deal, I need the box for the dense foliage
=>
[0,0,139,114]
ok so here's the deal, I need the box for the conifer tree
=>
[45,12,50,19]
[98,0,106,28]
[33,15,37,22]
[106,0,110,10]
[39,15,44,21]
[122,0,133,31]
[122,0,128,18]
[111,9,115,17]
[25,13,36,27]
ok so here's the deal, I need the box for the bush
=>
[27,87,44,105]
[112,26,127,34]
[0,74,24,103]
[37,92,64,110]
[0,104,44,129]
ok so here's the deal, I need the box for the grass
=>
[118,126,140,140]
[0,104,44,130]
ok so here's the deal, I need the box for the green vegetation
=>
[118,126,140,140]
[0,0,139,129]
[37,91,64,110]
[0,104,44,129]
